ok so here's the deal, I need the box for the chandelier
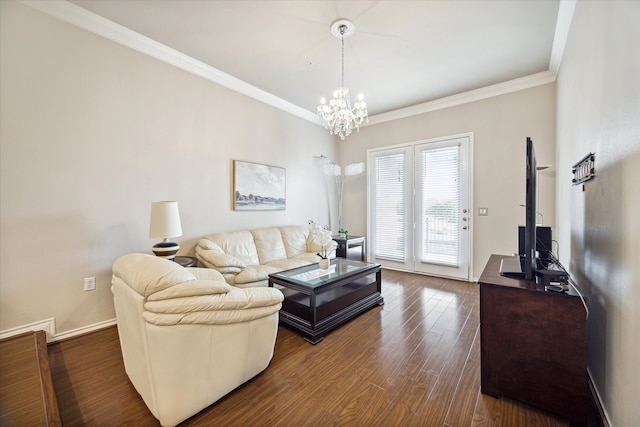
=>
[317,19,368,140]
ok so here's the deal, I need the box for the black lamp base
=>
[152,240,179,260]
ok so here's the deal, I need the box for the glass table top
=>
[270,258,379,288]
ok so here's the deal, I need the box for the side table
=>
[174,256,198,267]
[332,235,366,261]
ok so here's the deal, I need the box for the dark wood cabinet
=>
[478,255,588,426]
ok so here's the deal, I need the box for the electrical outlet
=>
[84,277,96,291]
[479,207,489,216]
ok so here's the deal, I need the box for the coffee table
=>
[268,258,383,344]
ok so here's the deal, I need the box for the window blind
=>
[374,153,406,261]
[420,144,460,266]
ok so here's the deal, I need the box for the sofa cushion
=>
[264,258,312,271]
[279,226,310,258]
[290,252,322,264]
[251,228,287,264]
[234,265,281,285]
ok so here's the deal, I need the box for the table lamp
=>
[149,201,182,260]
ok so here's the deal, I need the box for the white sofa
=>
[195,225,336,288]
[111,253,284,426]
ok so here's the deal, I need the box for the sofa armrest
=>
[146,280,231,301]
[145,286,283,312]
[142,287,284,325]
[195,242,245,270]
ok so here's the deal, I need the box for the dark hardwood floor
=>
[46,269,602,426]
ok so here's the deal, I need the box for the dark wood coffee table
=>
[268,258,383,344]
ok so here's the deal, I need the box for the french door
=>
[368,134,472,280]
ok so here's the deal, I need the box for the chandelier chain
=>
[341,27,345,87]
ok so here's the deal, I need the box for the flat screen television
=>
[524,137,537,279]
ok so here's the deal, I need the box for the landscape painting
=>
[233,160,286,211]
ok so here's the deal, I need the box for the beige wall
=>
[0,2,335,335]
[338,84,557,279]
[556,1,640,425]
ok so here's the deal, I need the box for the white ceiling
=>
[66,0,562,119]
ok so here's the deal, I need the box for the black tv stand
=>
[479,254,588,426]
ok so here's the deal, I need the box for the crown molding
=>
[367,71,556,126]
[20,0,570,129]
[549,0,577,78]
[20,0,320,124]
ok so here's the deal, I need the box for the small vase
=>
[319,258,330,269]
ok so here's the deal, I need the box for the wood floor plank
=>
[44,268,602,427]
[471,392,503,427]
[443,327,482,427]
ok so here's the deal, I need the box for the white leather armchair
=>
[111,253,284,426]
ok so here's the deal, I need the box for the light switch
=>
[479,207,489,216]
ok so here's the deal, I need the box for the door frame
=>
[367,132,474,281]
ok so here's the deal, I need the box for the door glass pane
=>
[420,145,460,266]
[374,153,405,261]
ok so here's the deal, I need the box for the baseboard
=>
[52,318,117,342]
[0,318,56,342]
[0,318,116,343]
[588,368,612,427]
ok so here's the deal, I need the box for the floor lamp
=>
[313,155,365,233]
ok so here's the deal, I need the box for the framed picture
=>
[233,160,286,211]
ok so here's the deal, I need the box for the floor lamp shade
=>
[149,201,182,260]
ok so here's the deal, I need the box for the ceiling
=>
[66,0,562,119]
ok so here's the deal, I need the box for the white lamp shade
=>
[149,201,182,239]
[344,162,365,176]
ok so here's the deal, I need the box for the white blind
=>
[420,144,460,266]
[374,153,406,261]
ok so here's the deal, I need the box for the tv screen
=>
[524,137,537,279]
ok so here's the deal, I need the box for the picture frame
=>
[233,160,286,211]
